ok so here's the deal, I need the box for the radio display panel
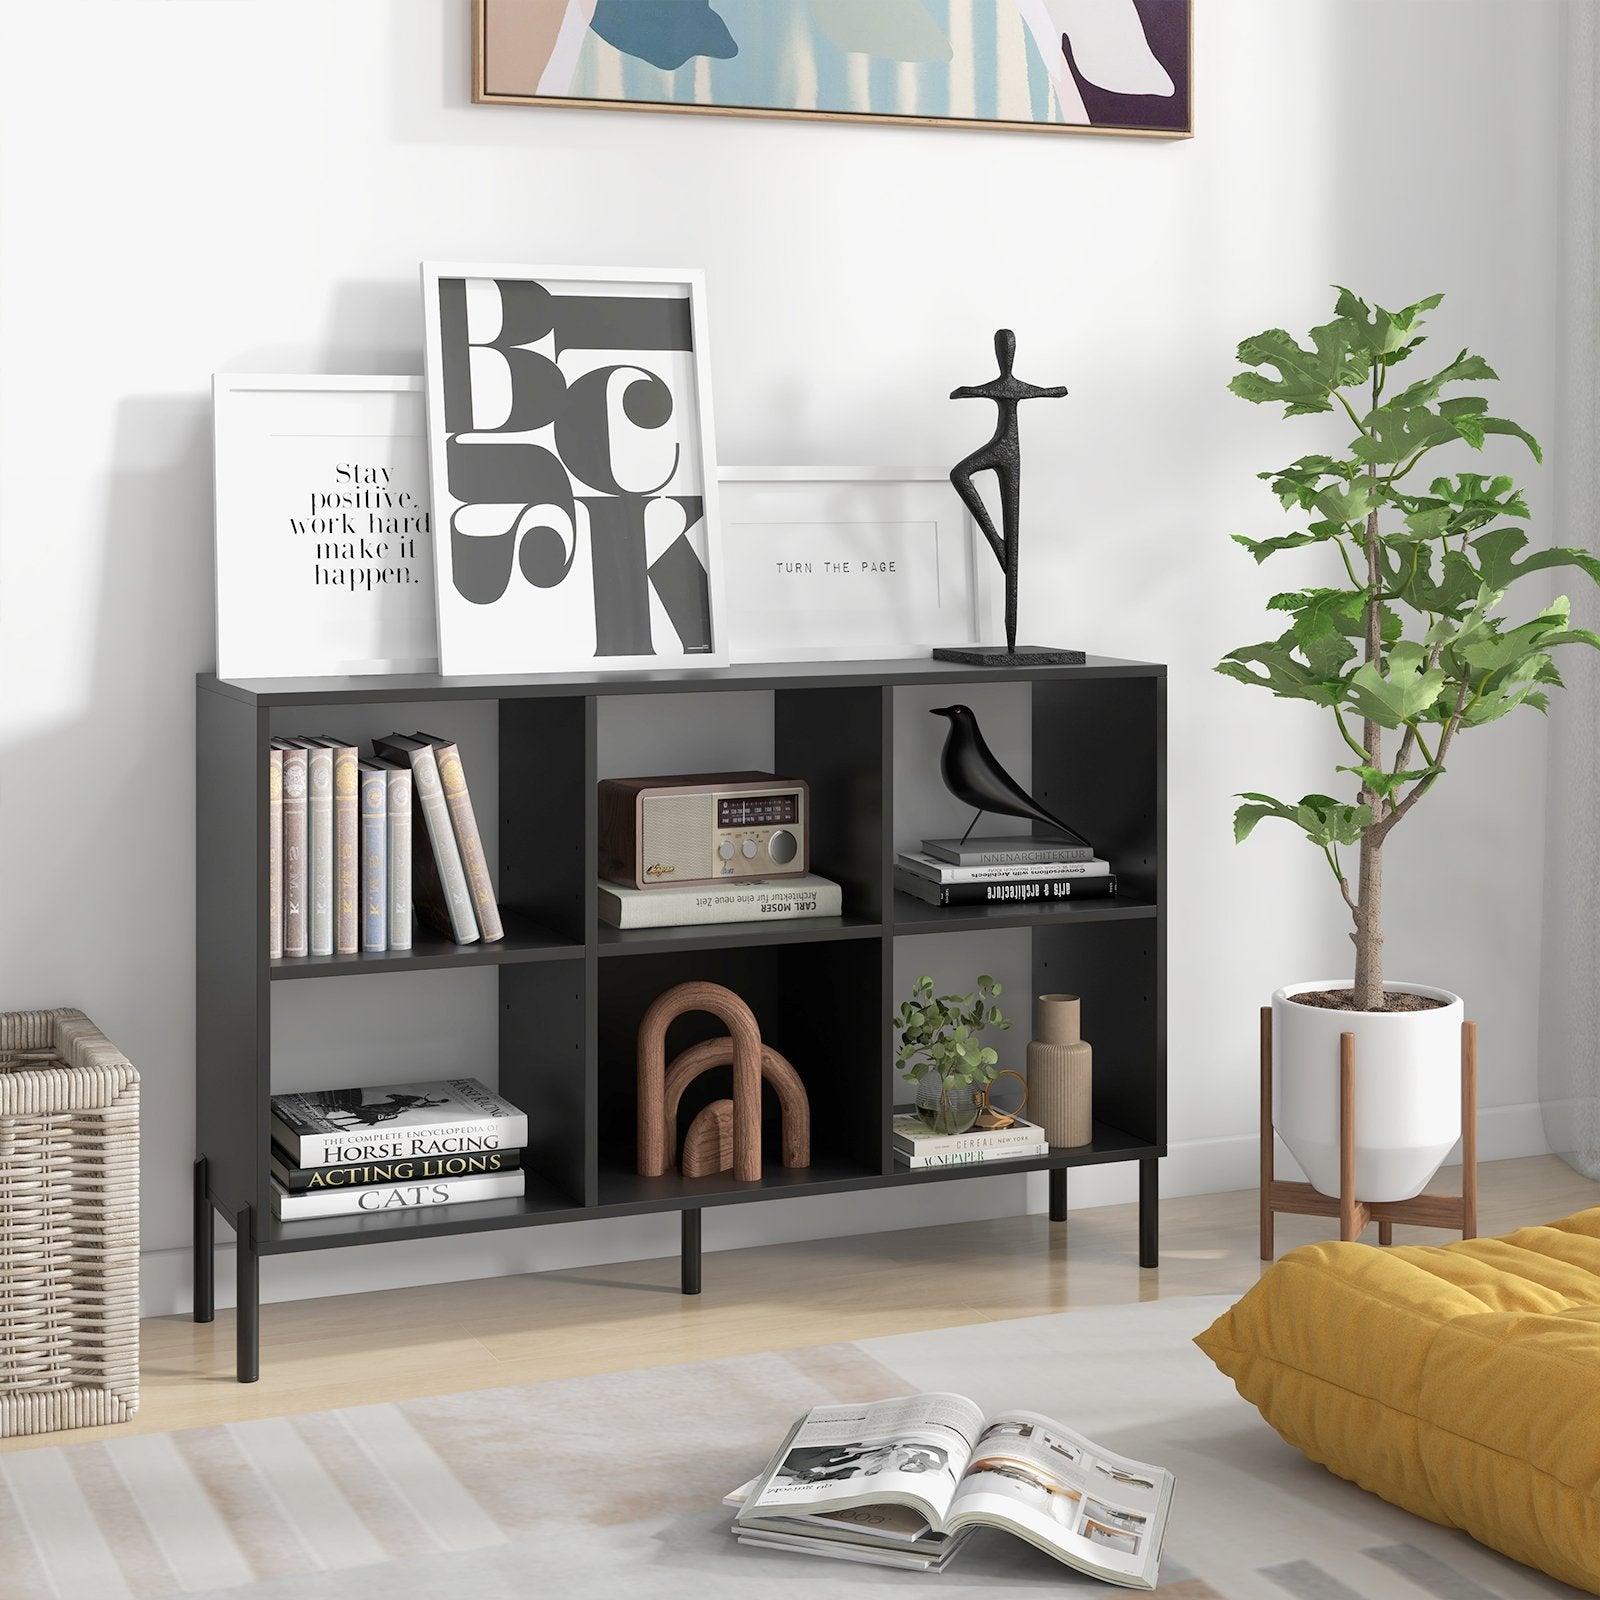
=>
[718,794,798,828]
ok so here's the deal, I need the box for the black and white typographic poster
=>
[421,265,726,674]
[212,376,438,679]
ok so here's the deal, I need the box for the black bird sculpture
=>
[930,705,1090,847]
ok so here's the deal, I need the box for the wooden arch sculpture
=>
[636,981,811,1182]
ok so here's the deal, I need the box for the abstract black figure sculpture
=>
[935,329,1085,667]
[930,705,1090,846]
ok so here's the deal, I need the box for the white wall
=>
[0,0,1564,1315]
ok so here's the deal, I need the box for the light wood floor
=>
[5,1154,1596,1455]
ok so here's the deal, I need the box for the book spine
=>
[895,870,1117,907]
[275,1147,523,1192]
[429,739,503,941]
[268,747,283,960]
[275,1170,524,1220]
[306,742,334,954]
[898,853,1111,884]
[280,745,308,957]
[409,745,479,944]
[359,765,387,953]
[385,765,413,951]
[598,879,842,929]
[897,1146,1049,1168]
[330,744,359,955]
[289,1115,530,1167]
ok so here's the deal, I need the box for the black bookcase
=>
[196,656,1166,1381]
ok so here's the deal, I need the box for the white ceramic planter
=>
[1272,979,1463,1202]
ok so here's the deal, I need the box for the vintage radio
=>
[599,772,810,889]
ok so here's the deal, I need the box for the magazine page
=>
[945,1411,1173,1588]
[740,1392,986,1528]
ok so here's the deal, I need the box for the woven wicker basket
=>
[0,1008,139,1435]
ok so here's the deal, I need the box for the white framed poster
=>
[211,375,437,680]
[421,262,726,676]
[717,467,1002,664]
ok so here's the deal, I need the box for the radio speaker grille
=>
[641,794,712,881]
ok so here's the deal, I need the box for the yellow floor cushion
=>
[1196,1207,1600,1594]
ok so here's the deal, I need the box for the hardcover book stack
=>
[269,1078,527,1220]
[267,731,502,958]
[892,1114,1050,1168]
[895,835,1117,909]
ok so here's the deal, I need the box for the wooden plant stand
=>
[1259,1006,1477,1260]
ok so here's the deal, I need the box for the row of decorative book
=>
[893,835,1118,909]
[267,732,503,959]
[269,1078,527,1220]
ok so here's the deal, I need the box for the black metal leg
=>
[1048,1168,1068,1223]
[1139,1158,1159,1268]
[193,1157,214,1324]
[235,1207,260,1383]
[681,1208,702,1296]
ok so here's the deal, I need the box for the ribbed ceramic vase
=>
[1027,994,1092,1147]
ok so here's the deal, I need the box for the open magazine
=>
[733,1392,1173,1585]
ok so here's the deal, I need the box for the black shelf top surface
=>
[269,909,582,980]
[200,654,1164,707]
[597,912,882,956]
[255,1126,1160,1250]
[891,889,1159,934]
[593,1124,1157,1214]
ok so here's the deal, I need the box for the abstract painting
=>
[420,265,726,675]
[474,0,1191,136]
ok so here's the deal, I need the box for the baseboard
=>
[140,1101,1553,1318]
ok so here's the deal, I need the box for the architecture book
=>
[895,869,1118,907]
[735,1393,1172,1585]
[921,835,1096,866]
[597,873,842,929]
[270,1078,527,1165]
[271,1169,524,1220]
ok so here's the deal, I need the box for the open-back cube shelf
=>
[196,655,1166,1380]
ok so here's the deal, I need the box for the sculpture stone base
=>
[933,644,1087,666]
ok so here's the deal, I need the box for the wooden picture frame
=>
[420,262,727,676]
[472,0,1193,138]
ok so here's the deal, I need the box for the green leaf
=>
[1385,349,1498,409]
[1216,633,1350,706]
[1232,321,1371,416]
[1234,790,1371,848]
[1334,287,1442,359]
[1232,530,1329,564]
[1344,642,1450,728]
[1336,763,1434,798]
[1470,527,1600,592]
[1267,586,1369,646]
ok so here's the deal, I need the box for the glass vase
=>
[916,1070,979,1136]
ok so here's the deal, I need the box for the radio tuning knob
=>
[719,840,736,860]
[768,829,797,865]
[742,838,759,859]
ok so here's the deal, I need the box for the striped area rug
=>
[0,1295,1583,1599]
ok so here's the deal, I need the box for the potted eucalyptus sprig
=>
[895,974,1013,1135]
[1221,287,1600,1200]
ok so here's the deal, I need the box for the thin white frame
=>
[211,374,438,680]
[717,466,1002,664]
[420,262,728,676]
